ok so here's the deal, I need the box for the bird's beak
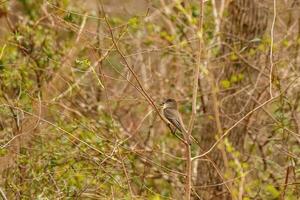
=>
[159,102,165,108]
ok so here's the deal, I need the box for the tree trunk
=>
[195,0,268,199]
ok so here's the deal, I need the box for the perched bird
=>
[161,98,188,140]
[161,98,201,145]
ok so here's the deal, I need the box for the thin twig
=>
[118,151,134,199]
[192,76,300,161]
[0,187,7,200]
[280,166,290,200]
[102,11,169,127]
[269,0,277,97]
[185,1,204,199]
[76,13,87,42]
[192,94,279,161]
[0,104,121,163]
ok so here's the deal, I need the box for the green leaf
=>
[160,31,175,42]
[149,194,161,200]
[0,148,8,156]
[265,184,280,198]
[237,73,244,81]
[230,74,238,83]
[128,17,139,29]
[221,80,231,89]
[230,53,238,61]
[282,39,289,47]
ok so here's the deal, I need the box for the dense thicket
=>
[0,0,299,199]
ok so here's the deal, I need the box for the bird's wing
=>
[163,108,187,133]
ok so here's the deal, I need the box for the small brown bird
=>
[161,98,187,135]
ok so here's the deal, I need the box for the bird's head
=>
[161,98,178,109]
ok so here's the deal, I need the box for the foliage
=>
[0,0,299,199]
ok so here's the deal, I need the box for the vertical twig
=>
[280,166,290,200]
[211,0,221,44]
[186,1,204,199]
[118,151,134,199]
[219,0,226,18]
[209,69,230,190]
[269,0,276,97]
[295,17,300,66]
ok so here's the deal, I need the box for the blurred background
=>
[0,0,300,199]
